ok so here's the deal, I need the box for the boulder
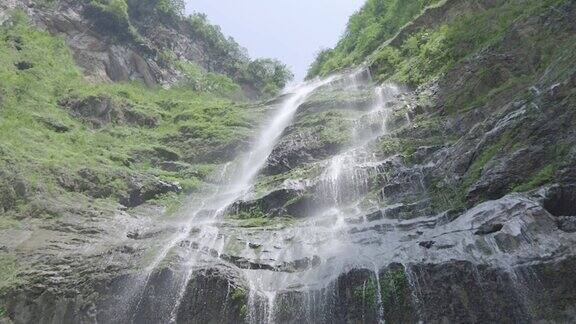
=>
[120,174,182,207]
[59,95,157,129]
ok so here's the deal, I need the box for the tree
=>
[156,0,185,16]
[246,58,293,96]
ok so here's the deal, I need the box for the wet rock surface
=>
[2,1,576,324]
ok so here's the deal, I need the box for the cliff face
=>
[0,0,291,98]
[1,0,576,323]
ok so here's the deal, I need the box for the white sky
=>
[185,0,365,81]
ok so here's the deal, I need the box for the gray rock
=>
[120,174,182,207]
[59,95,158,129]
[558,217,576,233]
[474,222,504,235]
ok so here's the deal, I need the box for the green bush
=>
[309,0,568,85]
[155,0,185,15]
[307,0,443,78]
[186,14,293,97]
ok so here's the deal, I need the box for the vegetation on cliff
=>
[307,0,443,79]
[0,11,267,219]
[307,0,575,211]
[308,0,567,86]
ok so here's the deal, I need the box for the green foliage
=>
[353,277,378,312]
[176,60,243,98]
[0,254,21,294]
[155,0,185,15]
[245,59,294,97]
[309,0,568,85]
[379,267,414,321]
[306,48,334,80]
[385,0,568,86]
[0,14,259,215]
[307,0,443,78]
[186,13,292,97]
[90,0,129,20]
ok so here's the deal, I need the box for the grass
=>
[309,0,570,87]
[0,254,22,295]
[307,0,444,79]
[0,12,263,219]
[379,267,414,322]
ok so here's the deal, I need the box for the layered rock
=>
[2,0,576,323]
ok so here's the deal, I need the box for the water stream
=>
[99,66,562,324]
[240,80,404,323]
[122,73,343,322]
[104,65,433,324]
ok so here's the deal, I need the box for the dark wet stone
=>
[419,241,436,249]
[15,61,33,70]
[366,209,383,222]
[475,223,504,235]
[558,217,576,233]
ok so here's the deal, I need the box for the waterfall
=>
[242,78,404,323]
[109,68,409,324]
[120,74,340,322]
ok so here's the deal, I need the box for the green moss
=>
[512,144,569,192]
[254,164,321,195]
[0,13,265,216]
[226,204,296,228]
[512,164,557,193]
[229,207,267,220]
[461,132,514,190]
[379,267,414,321]
[239,304,248,320]
[353,277,378,312]
[231,286,247,301]
[283,193,310,211]
[0,254,22,295]
[307,0,444,78]
[427,177,466,212]
[296,111,353,148]
[232,217,295,229]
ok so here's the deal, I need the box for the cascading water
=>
[114,74,340,323]
[240,79,404,323]
[97,67,560,324]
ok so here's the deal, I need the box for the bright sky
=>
[185,0,365,81]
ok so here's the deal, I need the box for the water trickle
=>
[116,75,341,322]
[373,264,386,324]
[114,68,413,323]
[240,78,404,323]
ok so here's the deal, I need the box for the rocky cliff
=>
[0,0,291,98]
[1,0,576,323]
